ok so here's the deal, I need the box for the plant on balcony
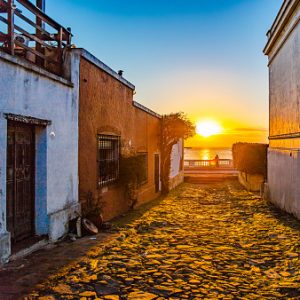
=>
[119,154,147,208]
[161,112,195,194]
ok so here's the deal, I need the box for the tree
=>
[161,112,195,194]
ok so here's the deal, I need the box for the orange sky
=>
[186,128,268,148]
[185,117,268,148]
[140,67,270,148]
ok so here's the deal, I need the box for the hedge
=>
[232,143,268,178]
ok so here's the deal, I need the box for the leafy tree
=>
[161,112,195,194]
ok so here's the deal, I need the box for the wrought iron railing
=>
[184,159,234,169]
[0,0,72,77]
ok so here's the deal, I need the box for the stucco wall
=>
[267,3,300,218]
[169,139,184,189]
[238,172,264,192]
[269,19,300,137]
[268,149,300,218]
[79,55,161,221]
[0,51,80,262]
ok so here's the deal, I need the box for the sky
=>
[45,0,282,147]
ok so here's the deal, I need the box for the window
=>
[138,153,148,185]
[98,134,120,187]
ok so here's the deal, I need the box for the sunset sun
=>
[196,120,223,138]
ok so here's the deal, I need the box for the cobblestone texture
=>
[26,182,300,299]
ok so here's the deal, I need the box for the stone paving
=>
[11,182,300,298]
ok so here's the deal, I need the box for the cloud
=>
[221,127,268,136]
[232,127,268,132]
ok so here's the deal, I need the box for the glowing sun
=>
[196,120,223,137]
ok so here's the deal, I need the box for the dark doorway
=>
[6,121,35,244]
[154,154,160,193]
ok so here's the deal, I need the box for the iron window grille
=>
[98,134,120,187]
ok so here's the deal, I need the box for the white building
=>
[0,0,80,263]
[264,0,300,218]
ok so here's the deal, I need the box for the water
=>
[184,147,232,160]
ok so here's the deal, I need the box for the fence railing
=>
[184,159,234,169]
[0,0,72,77]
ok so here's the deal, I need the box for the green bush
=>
[232,143,268,178]
[119,155,147,186]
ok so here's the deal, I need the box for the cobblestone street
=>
[9,181,300,299]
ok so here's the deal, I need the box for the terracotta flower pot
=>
[81,218,98,235]
[87,214,104,230]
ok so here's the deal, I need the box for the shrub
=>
[119,155,147,186]
[119,154,148,208]
[232,143,268,178]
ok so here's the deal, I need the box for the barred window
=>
[98,134,120,187]
[138,153,148,185]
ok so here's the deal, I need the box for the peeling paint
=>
[0,51,81,261]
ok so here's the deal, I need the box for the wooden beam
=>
[35,0,44,66]
[17,0,62,30]
[7,0,14,55]
[0,0,8,13]
[0,32,7,42]
[14,39,58,64]
[36,0,45,12]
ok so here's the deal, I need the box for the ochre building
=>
[77,50,163,221]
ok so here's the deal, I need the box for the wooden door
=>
[154,154,160,193]
[7,121,35,243]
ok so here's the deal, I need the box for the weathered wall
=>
[268,149,300,218]
[134,108,162,207]
[238,172,264,192]
[0,51,80,262]
[269,20,300,137]
[266,2,300,218]
[78,52,161,221]
[169,139,184,190]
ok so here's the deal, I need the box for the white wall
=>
[267,4,300,218]
[170,139,183,178]
[0,51,80,261]
[169,139,184,189]
[268,149,300,219]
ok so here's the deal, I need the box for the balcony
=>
[0,0,72,78]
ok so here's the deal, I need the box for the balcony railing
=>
[0,0,72,77]
[184,159,234,169]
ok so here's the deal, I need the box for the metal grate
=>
[98,134,120,187]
